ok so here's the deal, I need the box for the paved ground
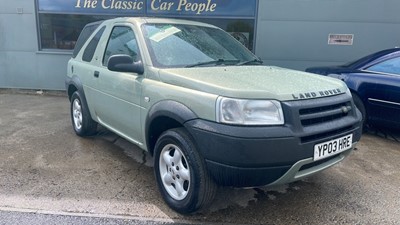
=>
[0,210,203,225]
[0,92,399,225]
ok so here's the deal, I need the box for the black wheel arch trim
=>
[145,100,199,154]
[65,75,91,118]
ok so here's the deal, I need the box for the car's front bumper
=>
[185,101,362,188]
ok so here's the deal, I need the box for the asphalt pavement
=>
[0,91,399,225]
[0,210,203,225]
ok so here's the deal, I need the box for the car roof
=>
[346,48,400,69]
[99,17,218,29]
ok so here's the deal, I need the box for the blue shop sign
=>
[146,0,256,17]
[37,0,257,18]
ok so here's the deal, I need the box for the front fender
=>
[145,100,198,154]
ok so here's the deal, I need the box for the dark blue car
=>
[306,48,400,129]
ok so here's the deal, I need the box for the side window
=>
[368,57,400,75]
[103,26,140,66]
[72,22,101,58]
[82,26,105,62]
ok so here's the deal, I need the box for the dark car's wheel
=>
[352,94,366,129]
[154,128,216,214]
[70,91,97,136]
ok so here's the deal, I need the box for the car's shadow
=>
[92,126,315,223]
[90,124,400,224]
[364,125,400,143]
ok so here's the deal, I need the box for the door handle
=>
[94,71,100,78]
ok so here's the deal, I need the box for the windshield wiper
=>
[237,58,264,66]
[185,59,240,68]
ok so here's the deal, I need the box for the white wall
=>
[256,0,400,70]
[0,0,70,90]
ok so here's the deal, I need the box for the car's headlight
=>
[216,97,284,125]
[345,87,352,96]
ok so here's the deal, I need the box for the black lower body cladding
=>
[184,115,362,187]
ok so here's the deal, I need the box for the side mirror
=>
[107,54,144,75]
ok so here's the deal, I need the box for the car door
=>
[73,26,106,113]
[92,25,144,145]
[363,57,400,126]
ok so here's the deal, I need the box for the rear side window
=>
[72,23,101,58]
[82,26,105,62]
[368,57,400,75]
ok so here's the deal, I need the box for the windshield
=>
[342,55,372,69]
[142,23,257,68]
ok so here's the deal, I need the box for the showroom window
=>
[36,0,257,51]
[38,14,114,50]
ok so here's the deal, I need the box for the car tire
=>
[154,128,216,214]
[352,94,366,130]
[70,91,97,136]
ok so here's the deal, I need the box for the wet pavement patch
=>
[0,93,399,224]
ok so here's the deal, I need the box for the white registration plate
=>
[314,134,353,161]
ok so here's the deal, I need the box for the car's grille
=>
[300,126,353,143]
[299,102,352,126]
[281,94,359,144]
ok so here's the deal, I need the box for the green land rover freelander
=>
[66,17,362,214]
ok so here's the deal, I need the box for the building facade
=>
[1,0,399,90]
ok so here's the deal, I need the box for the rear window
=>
[72,22,102,58]
[82,26,105,62]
